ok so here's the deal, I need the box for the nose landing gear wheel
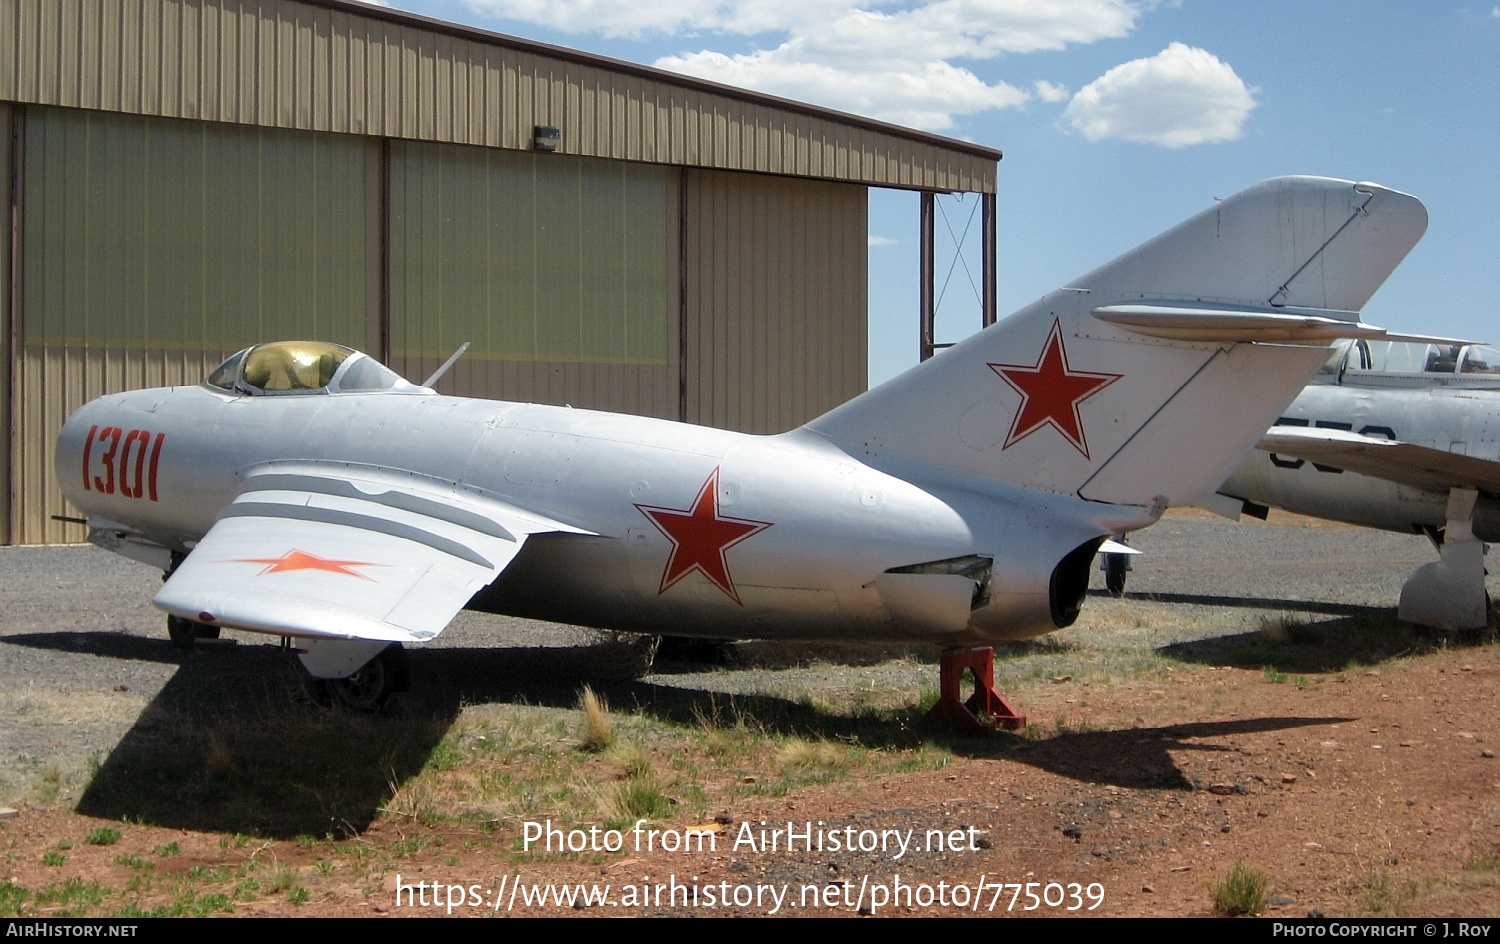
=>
[321,643,411,712]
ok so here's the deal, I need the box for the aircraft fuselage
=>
[59,384,1143,645]
[1220,384,1500,540]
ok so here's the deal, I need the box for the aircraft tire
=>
[322,642,411,712]
[1104,554,1128,596]
[166,614,221,649]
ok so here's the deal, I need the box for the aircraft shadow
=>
[2,630,196,666]
[394,648,1362,792]
[1089,588,1387,618]
[1152,613,1495,674]
[62,641,443,840]
[54,635,688,839]
[971,716,1354,790]
[604,678,1354,791]
[405,644,1361,792]
[9,630,790,838]
[6,629,1418,834]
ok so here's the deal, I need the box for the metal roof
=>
[3,0,998,193]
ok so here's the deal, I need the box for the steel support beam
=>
[982,191,997,328]
[919,191,936,362]
[920,190,997,362]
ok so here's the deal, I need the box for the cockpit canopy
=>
[1317,339,1500,387]
[206,341,427,396]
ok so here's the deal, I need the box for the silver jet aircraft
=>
[56,177,1428,726]
[1215,338,1500,630]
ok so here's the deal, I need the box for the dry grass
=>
[606,743,652,780]
[577,686,614,753]
[776,738,847,772]
[1359,869,1421,917]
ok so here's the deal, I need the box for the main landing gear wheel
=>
[322,643,411,712]
[1104,554,1128,596]
[166,614,221,649]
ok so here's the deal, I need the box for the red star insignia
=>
[988,319,1122,459]
[635,468,772,605]
[229,549,385,581]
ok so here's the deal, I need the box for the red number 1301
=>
[81,425,164,501]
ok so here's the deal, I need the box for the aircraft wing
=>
[1258,427,1500,495]
[154,466,591,642]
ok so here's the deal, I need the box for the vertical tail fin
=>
[804,177,1428,507]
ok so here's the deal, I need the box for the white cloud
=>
[660,48,1029,129]
[1063,42,1256,147]
[766,0,1140,65]
[868,234,899,247]
[464,0,1143,131]
[463,0,854,38]
[467,0,1136,44]
[1033,79,1069,103]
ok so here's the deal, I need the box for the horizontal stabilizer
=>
[1093,305,1384,343]
[1093,305,1477,346]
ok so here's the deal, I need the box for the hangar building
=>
[1,0,1000,544]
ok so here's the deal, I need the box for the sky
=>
[359,0,1500,386]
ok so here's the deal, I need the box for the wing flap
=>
[1258,427,1500,494]
[155,471,583,642]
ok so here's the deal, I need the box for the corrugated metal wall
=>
[385,140,677,418]
[683,170,867,434]
[1,103,11,546]
[1,0,997,194]
[14,106,371,545]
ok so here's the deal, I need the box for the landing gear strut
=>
[925,646,1025,735]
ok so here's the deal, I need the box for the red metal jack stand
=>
[925,646,1026,735]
